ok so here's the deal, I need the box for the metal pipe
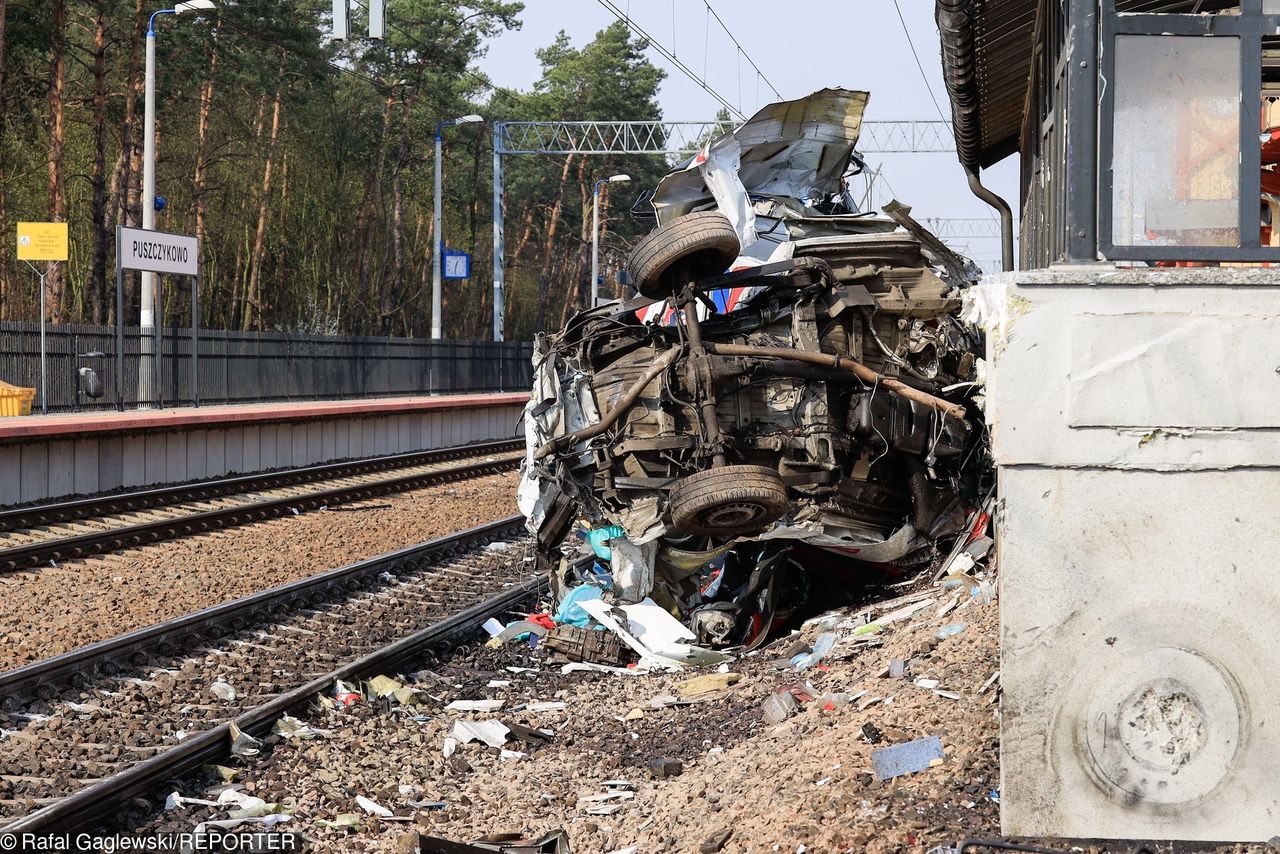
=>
[140,26,158,407]
[432,128,444,340]
[705,342,966,420]
[492,125,505,341]
[534,347,681,461]
[964,164,1014,272]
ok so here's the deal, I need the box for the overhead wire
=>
[701,1,783,101]
[595,0,746,120]
[890,0,953,131]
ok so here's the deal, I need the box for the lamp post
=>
[140,0,215,407]
[591,174,630,307]
[432,114,483,340]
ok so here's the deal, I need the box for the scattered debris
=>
[448,719,510,749]
[228,722,262,757]
[355,794,393,817]
[872,735,946,781]
[648,757,683,779]
[209,680,236,701]
[445,699,505,713]
[700,829,733,853]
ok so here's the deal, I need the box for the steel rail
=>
[0,449,524,572]
[0,515,527,704]
[0,439,523,533]
[3,568,543,832]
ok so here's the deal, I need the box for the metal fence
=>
[0,321,534,413]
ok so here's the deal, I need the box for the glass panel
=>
[1111,35,1240,247]
[1266,0,1280,13]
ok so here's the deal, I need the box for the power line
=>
[702,1,782,101]
[890,0,953,130]
[595,0,746,120]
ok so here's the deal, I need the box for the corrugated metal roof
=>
[936,0,1038,170]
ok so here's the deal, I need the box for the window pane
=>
[1266,0,1280,13]
[1111,35,1240,247]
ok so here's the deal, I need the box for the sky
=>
[478,0,1020,271]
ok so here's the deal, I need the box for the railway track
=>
[0,514,541,833]
[0,439,524,572]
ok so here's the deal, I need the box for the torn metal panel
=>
[652,88,870,225]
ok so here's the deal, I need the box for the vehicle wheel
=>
[669,464,788,537]
[627,211,741,299]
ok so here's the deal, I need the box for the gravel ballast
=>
[0,472,519,669]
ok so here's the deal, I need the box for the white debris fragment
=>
[210,681,236,701]
[525,701,567,712]
[448,719,510,749]
[356,795,393,817]
[444,699,505,712]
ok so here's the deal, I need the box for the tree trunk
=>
[557,158,592,328]
[384,94,411,334]
[44,0,67,321]
[535,155,575,333]
[244,59,285,331]
[87,1,111,324]
[231,94,268,329]
[353,86,396,332]
[193,24,219,261]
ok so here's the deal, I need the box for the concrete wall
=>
[0,402,523,506]
[983,268,1280,842]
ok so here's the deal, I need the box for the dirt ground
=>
[0,472,520,668]
[144,551,1280,854]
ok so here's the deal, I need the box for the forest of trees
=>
[0,1,674,341]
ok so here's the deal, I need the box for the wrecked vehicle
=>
[519,89,988,648]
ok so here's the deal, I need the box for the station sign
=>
[118,226,199,276]
[443,249,471,280]
[16,222,68,261]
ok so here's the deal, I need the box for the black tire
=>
[669,464,788,537]
[627,211,741,299]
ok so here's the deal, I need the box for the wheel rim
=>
[702,502,768,529]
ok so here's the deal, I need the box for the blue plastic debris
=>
[936,623,968,640]
[587,525,626,560]
[871,735,945,781]
[553,584,603,628]
[791,632,837,671]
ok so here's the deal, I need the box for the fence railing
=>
[0,321,534,413]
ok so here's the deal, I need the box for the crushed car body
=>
[518,88,989,649]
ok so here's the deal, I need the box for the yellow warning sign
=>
[16,222,68,262]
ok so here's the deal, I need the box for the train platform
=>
[0,393,529,506]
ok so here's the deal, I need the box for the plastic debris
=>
[553,583,604,628]
[448,719,510,749]
[228,722,262,757]
[367,675,404,699]
[442,737,458,758]
[482,617,506,637]
[762,690,800,725]
[525,701,567,712]
[273,713,330,740]
[332,679,362,707]
[791,632,837,670]
[356,794,393,817]
[937,623,968,640]
[674,672,741,699]
[194,815,291,833]
[209,681,236,702]
[445,699,505,712]
[315,814,360,830]
[500,749,526,761]
[871,735,945,780]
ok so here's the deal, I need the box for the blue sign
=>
[442,249,471,280]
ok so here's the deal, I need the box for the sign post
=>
[117,226,199,408]
[17,222,69,414]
